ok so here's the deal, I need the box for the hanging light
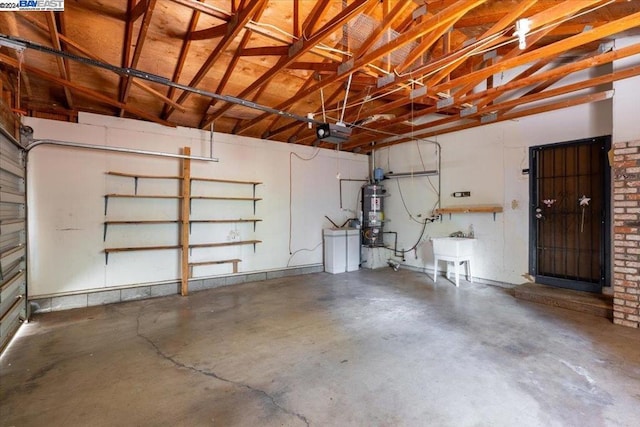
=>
[514,18,531,50]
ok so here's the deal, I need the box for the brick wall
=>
[613,141,640,328]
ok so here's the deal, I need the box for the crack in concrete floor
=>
[135,310,310,427]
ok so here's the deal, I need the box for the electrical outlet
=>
[452,191,471,197]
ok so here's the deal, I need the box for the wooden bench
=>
[189,259,241,277]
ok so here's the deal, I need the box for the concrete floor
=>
[1,269,639,427]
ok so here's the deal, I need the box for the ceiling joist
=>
[1,0,639,151]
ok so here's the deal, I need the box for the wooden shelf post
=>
[181,147,191,296]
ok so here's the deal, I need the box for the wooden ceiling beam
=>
[161,0,203,118]
[171,0,347,64]
[188,23,227,40]
[435,19,561,105]
[130,0,150,21]
[266,80,347,140]
[286,0,536,122]
[201,0,374,128]
[55,11,73,100]
[355,0,414,57]
[288,62,339,71]
[302,0,332,36]
[232,0,489,136]
[119,0,136,103]
[196,2,269,127]
[18,13,186,114]
[527,0,604,30]
[168,0,231,22]
[397,2,487,73]
[119,0,158,117]
[261,72,320,138]
[353,0,605,109]
[362,90,613,153]
[0,53,173,127]
[241,46,290,56]
[293,0,300,38]
[339,41,640,148]
[45,11,73,109]
[476,50,601,110]
[165,0,267,119]
[437,10,640,94]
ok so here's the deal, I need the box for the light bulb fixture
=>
[513,18,531,50]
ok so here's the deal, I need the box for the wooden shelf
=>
[190,196,262,201]
[435,205,503,220]
[192,177,262,185]
[189,258,241,276]
[105,220,179,225]
[106,194,182,199]
[107,171,179,180]
[107,172,261,185]
[189,240,261,249]
[104,166,263,293]
[104,240,261,263]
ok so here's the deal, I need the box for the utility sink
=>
[432,237,474,258]
[431,237,475,287]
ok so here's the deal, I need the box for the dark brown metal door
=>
[529,136,610,293]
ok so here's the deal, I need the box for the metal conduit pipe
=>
[25,139,219,162]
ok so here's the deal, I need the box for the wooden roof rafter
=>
[340,41,640,151]
[161,0,205,119]
[302,0,333,37]
[44,11,73,109]
[120,0,136,102]
[231,0,490,136]
[323,0,637,145]
[321,41,625,149]
[196,1,270,127]
[0,53,174,127]
[165,0,267,119]
[119,0,158,117]
[200,0,376,128]
[168,0,231,22]
[361,90,614,153]
[16,14,186,114]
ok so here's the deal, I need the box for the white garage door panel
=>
[0,126,26,353]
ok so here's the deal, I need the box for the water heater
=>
[362,184,385,247]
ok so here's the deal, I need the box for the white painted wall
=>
[25,113,368,297]
[375,94,615,285]
[613,35,640,143]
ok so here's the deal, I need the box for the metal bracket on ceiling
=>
[436,97,454,110]
[480,112,498,123]
[413,4,427,20]
[460,105,477,117]
[410,86,427,100]
[377,73,395,88]
[483,50,497,61]
[337,59,354,75]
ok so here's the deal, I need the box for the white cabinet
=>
[324,228,360,274]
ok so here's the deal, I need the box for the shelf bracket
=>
[134,176,139,195]
[103,223,107,241]
[104,195,109,216]
[105,252,109,265]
